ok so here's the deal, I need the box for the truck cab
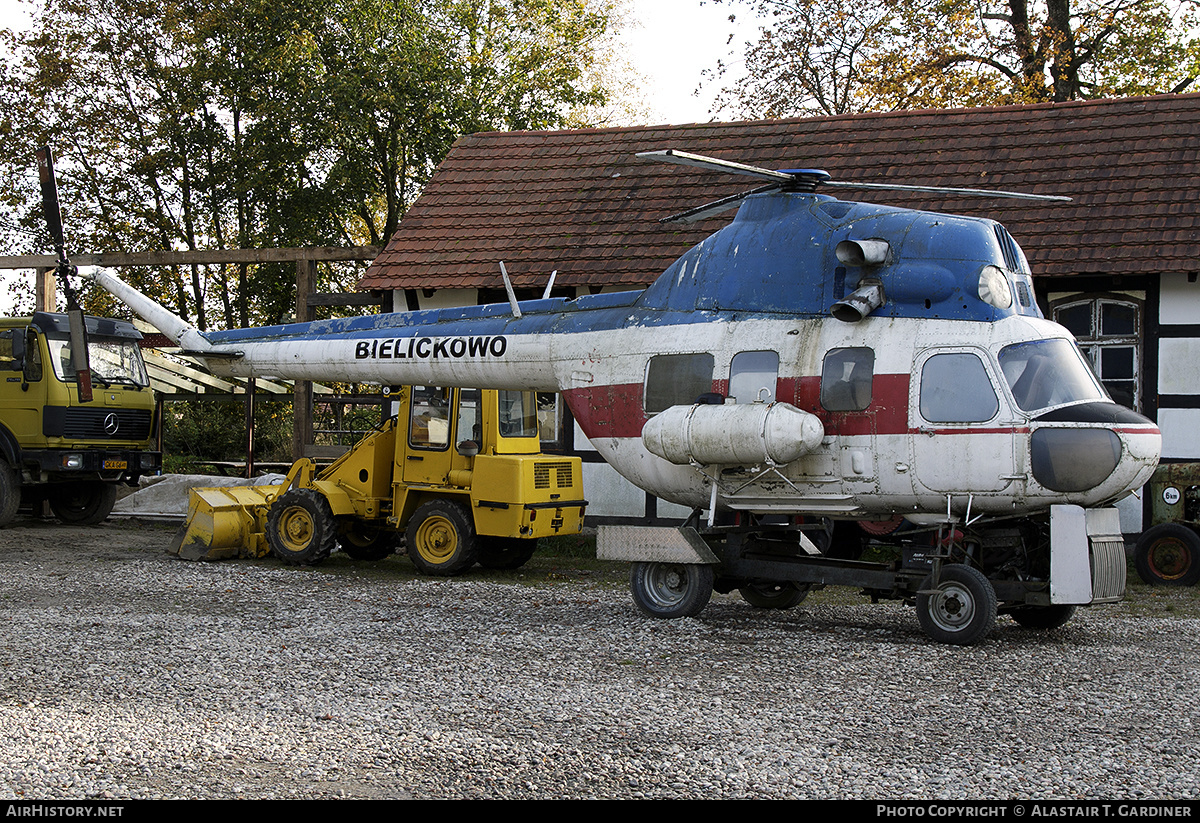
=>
[0,312,161,525]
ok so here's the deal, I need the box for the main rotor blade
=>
[36,146,67,259]
[659,184,780,224]
[637,149,795,184]
[822,180,1071,202]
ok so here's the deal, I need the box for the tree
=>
[0,0,623,324]
[710,0,1200,118]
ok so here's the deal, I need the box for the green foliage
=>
[0,0,618,324]
[711,0,1200,117]
[162,398,293,467]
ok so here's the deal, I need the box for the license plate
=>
[103,459,127,470]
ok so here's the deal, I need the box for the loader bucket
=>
[168,485,280,560]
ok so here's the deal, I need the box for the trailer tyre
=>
[630,562,713,619]
[916,564,997,646]
[1010,604,1077,630]
[0,462,19,528]
[49,481,117,526]
[338,523,400,561]
[405,500,477,576]
[738,581,810,609]
[477,536,538,570]
[1134,523,1200,586]
[266,488,338,566]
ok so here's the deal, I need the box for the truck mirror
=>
[456,440,479,457]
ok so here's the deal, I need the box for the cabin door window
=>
[911,349,1017,494]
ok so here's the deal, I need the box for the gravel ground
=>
[0,516,1197,800]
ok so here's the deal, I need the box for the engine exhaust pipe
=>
[831,281,885,323]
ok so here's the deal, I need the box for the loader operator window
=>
[821,347,874,411]
[409,386,451,450]
[919,352,999,423]
[644,353,715,414]
[498,390,538,438]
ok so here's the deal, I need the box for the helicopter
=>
[85,149,1162,645]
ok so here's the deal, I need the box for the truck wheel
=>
[0,463,19,527]
[630,562,713,619]
[477,536,538,570]
[49,481,117,526]
[1010,604,1077,630]
[266,488,338,566]
[1134,523,1200,586]
[405,500,478,576]
[338,522,400,561]
[738,580,810,609]
[915,564,997,646]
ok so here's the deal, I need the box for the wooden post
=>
[35,267,56,312]
[244,377,256,478]
[292,258,317,460]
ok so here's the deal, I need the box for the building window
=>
[1051,295,1142,411]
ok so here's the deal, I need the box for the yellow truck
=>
[0,311,161,525]
[173,385,586,575]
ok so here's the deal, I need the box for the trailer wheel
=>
[338,523,400,561]
[0,462,19,528]
[915,565,997,646]
[48,481,117,526]
[1010,604,1077,630]
[266,488,338,566]
[405,500,477,576]
[630,562,713,619]
[1134,523,1200,586]
[738,581,809,609]
[477,536,538,570]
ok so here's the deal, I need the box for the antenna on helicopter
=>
[637,149,1071,224]
[36,146,93,403]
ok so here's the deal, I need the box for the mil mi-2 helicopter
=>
[86,149,1162,645]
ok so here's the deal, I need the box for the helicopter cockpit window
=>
[409,385,452,450]
[919,352,999,423]
[999,338,1107,414]
[644,353,715,414]
[821,348,874,411]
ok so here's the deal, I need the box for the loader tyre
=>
[338,522,400,561]
[477,536,538,570]
[405,499,478,576]
[0,462,19,528]
[49,481,117,525]
[266,488,338,566]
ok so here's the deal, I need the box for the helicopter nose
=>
[1030,403,1161,499]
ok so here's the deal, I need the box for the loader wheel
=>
[49,481,117,526]
[405,500,477,576]
[338,523,400,561]
[0,462,19,528]
[266,488,338,566]
[477,537,538,570]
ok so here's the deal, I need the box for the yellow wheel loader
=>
[170,386,586,575]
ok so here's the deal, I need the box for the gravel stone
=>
[0,518,1196,800]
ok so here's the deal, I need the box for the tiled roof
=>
[360,93,1200,292]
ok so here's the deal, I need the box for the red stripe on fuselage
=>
[563,374,914,441]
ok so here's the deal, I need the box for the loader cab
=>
[402,386,541,486]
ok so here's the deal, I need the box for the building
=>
[360,93,1200,529]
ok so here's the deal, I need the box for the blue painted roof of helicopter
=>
[206,191,1040,346]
